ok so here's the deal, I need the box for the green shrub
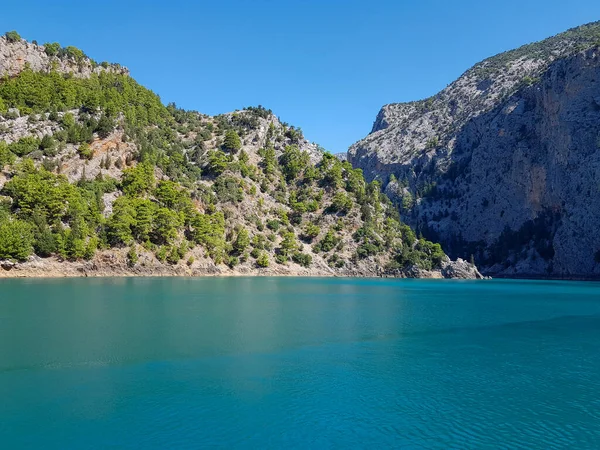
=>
[256,252,269,268]
[78,143,93,160]
[320,154,344,188]
[196,128,212,142]
[8,136,39,156]
[44,42,61,56]
[4,31,21,43]
[155,246,168,262]
[96,114,115,138]
[226,255,239,268]
[278,231,297,257]
[317,230,340,253]
[83,236,98,260]
[357,242,380,259]
[121,162,155,196]
[426,136,439,149]
[276,208,290,225]
[167,245,184,264]
[127,246,138,267]
[259,145,278,175]
[266,219,280,231]
[2,162,87,226]
[284,126,303,144]
[191,211,226,260]
[152,208,182,245]
[213,176,243,203]
[62,230,87,260]
[207,150,229,175]
[329,191,353,214]
[292,252,312,267]
[33,226,57,257]
[61,46,85,62]
[233,228,250,254]
[222,130,241,153]
[0,217,34,261]
[415,239,445,269]
[39,135,57,156]
[0,141,15,167]
[106,197,136,245]
[302,222,320,242]
[328,253,345,268]
[346,168,366,197]
[280,145,309,181]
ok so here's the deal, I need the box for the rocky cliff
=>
[349,21,600,278]
[0,32,481,279]
[0,34,128,78]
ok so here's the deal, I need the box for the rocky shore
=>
[0,251,484,280]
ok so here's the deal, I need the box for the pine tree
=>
[222,130,241,153]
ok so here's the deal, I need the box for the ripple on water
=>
[1,278,600,448]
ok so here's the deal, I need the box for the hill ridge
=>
[0,31,480,279]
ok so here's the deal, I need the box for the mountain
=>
[349,21,600,279]
[0,31,480,279]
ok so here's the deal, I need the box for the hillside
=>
[349,21,600,279]
[0,31,480,279]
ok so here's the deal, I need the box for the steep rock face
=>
[349,22,600,278]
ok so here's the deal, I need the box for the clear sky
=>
[2,1,600,153]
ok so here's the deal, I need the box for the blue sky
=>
[2,1,600,153]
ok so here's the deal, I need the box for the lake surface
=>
[1,277,599,448]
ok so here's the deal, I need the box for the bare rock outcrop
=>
[0,35,128,78]
[440,258,485,280]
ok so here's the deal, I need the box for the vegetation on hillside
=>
[469,20,600,79]
[0,69,167,126]
[0,32,447,274]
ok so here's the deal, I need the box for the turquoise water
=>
[1,278,599,448]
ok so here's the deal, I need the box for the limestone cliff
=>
[349,22,600,278]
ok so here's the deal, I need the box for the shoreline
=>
[0,252,481,280]
[3,265,598,282]
[2,254,595,281]
[2,270,598,281]
[0,265,449,280]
